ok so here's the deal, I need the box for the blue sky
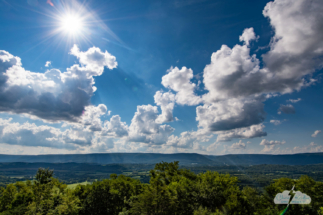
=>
[0,0,322,155]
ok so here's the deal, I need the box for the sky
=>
[0,0,322,155]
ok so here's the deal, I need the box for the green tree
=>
[263,176,323,215]
[318,207,323,215]
[131,162,182,215]
[0,184,17,212]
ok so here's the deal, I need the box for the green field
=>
[67,181,92,189]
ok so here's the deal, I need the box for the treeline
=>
[0,161,323,215]
[189,164,323,189]
[2,162,323,188]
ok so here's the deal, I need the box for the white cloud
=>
[309,142,316,146]
[161,66,202,105]
[153,0,323,145]
[292,142,323,153]
[260,139,286,153]
[129,105,159,136]
[197,43,267,134]
[127,105,175,145]
[154,90,176,123]
[202,44,260,102]
[193,0,323,137]
[87,137,115,153]
[287,98,301,103]
[260,139,286,146]
[230,140,246,150]
[312,130,321,137]
[80,104,107,131]
[102,115,129,138]
[206,142,221,152]
[0,45,117,123]
[270,120,281,125]
[262,0,323,93]
[216,123,266,142]
[0,104,124,152]
[278,104,295,114]
[239,27,259,46]
[45,61,51,67]
[0,118,78,150]
[196,98,265,132]
[167,129,211,149]
[70,44,117,72]
[2,0,323,154]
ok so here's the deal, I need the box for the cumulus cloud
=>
[278,104,295,114]
[153,0,323,146]
[0,104,125,151]
[45,61,51,67]
[167,129,211,149]
[239,27,259,46]
[192,0,323,136]
[230,140,246,150]
[80,104,108,131]
[129,105,160,136]
[87,136,115,153]
[260,139,286,146]
[196,98,265,132]
[260,139,286,153]
[102,115,129,137]
[216,123,266,142]
[2,0,323,153]
[127,105,175,145]
[202,44,261,102]
[197,43,267,133]
[0,118,80,150]
[287,98,301,103]
[161,66,202,106]
[201,4,321,100]
[0,45,117,123]
[262,0,323,93]
[154,91,176,123]
[70,44,117,72]
[312,130,321,137]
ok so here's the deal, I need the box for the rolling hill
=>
[0,152,322,166]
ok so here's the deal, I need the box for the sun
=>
[59,13,84,35]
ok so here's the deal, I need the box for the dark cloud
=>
[196,99,266,132]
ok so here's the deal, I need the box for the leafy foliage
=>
[0,163,322,214]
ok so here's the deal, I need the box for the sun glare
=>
[60,14,83,35]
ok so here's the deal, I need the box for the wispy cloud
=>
[312,130,321,137]
[45,61,51,67]
[287,98,301,103]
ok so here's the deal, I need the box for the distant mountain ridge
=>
[0,153,214,165]
[0,152,322,165]
[205,153,323,165]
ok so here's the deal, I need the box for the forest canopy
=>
[0,161,322,215]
